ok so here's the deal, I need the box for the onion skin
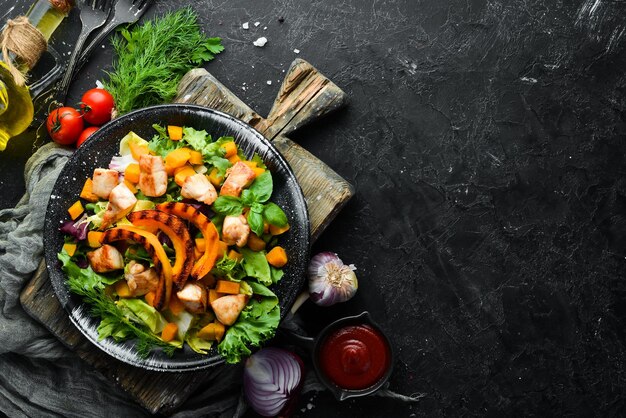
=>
[308,252,358,307]
[243,348,304,417]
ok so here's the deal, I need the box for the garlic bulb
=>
[308,252,358,307]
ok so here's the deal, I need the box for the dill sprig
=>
[103,7,224,115]
[62,252,176,358]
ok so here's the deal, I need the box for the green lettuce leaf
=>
[217,285,280,363]
[240,248,271,285]
[117,298,168,334]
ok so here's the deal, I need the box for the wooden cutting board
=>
[19,59,353,414]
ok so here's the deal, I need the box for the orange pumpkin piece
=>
[269,223,290,236]
[174,165,196,187]
[62,243,77,256]
[87,231,104,248]
[156,203,221,280]
[130,142,150,161]
[127,210,194,290]
[161,323,179,342]
[167,125,183,141]
[168,293,185,316]
[221,141,238,158]
[145,291,156,307]
[115,280,132,298]
[266,246,288,268]
[80,178,99,203]
[208,289,223,305]
[124,163,140,184]
[247,233,266,251]
[68,200,84,220]
[215,280,240,295]
[208,168,224,187]
[189,150,204,165]
[165,147,192,168]
[228,249,243,262]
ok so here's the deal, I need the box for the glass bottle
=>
[0,0,72,151]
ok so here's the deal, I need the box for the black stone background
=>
[1,0,626,416]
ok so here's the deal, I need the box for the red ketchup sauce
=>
[318,324,390,390]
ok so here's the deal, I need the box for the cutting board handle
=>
[255,58,347,139]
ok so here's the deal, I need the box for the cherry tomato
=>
[80,88,114,125]
[46,107,84,145]
[76,126,99,148]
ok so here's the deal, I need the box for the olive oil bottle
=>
[0,0,72,151]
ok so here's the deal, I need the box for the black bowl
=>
[44,104,310,371]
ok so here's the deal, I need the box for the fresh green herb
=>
[58,251,176,358]
[104,8,224,114]
[263,202,288,227]
[211,254,246,282]
[213,195,244,216]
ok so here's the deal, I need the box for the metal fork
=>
[74,0,153,75]
[55,0,112,103]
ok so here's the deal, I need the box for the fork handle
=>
[55,33,91,103]
[74,19,118,75]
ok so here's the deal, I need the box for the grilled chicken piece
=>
[222,215,250,247]
[124,261,159,297]
[87,244,124,273]
[101,183,137,229]
[139,155,168,197]
[92,168,119,199]
[220,162,256,197]
[211,294,248,326]
[181,173,218,205]
[176,282,208,314]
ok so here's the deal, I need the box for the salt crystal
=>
[242,22,249,29]
[267,80,272,85]
[254,21,260,27]
[253,37,268,47]
[263,26,267,30]
[294,49,300,54]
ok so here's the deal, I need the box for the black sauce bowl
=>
[285,311,394,401]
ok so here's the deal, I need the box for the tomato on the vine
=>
[46,107,84,145]
[76,126,99,148]
[80,88,114,125]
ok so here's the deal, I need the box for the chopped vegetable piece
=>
[174,165,197,187]
[115,280,132,298]
[189,150,203,165]
[221,141,238,158]
[227,154,241,164]
[156,202,220,279]
[168,293,185,316]
[87,231,104,248]
[197,322,218,341]
[213,321,226,341]
[68,200,84,220]
[252,167,265,178]
[161,322,179,342]
[145,291,156,307]
[247,233,266,252]
[130,141,150,161]
[269,223,290,236]
[80,178,99,202]
[208,167,224,187]
[215,280,241,295]
[168,125,183,141]
[124,163,140,183]
[228,249,243,262]
[127,210,194,290]
[208,289,222,304]
[62,243,77,256]
[195,238,206,252]
[165,147,191,169]
[266,246,288,268]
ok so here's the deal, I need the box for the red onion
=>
[243,348,304,417]
[59,214,89,241]
[308,252,358,307]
